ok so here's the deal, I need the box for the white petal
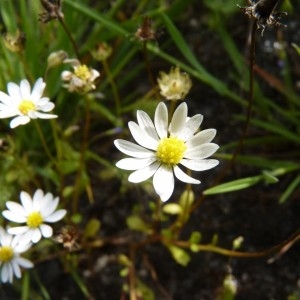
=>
[4,201,27,218]
[44,209,66,222]
[7,226,29,235]
[0,91,13,106]
[184,143,219,159]
[31,78,45,101]
[128,161,160,183]
[2,211,27,223]
[116,157,157,170]
[180,159,219,171]
[40,195,58,216]
[136,110,160,141]
[128,121,158,150]
[40,224,53,237]
[32,189,44,210]
[37,101,54,112]
[169,102,187,136]
[20,191,33,213]
[0,106,17,118]
[31,228,42,243]
[114,139,154,158]
[10,115,30,128]
[186,129,217,147]
[173,165,200,184]
[153,165,174,201]
[15,256,33,269]
[11,259,21,279]
[29,111,57,119]
[1,263,12,283]
[154,102,168,139]
[7,82,21,102]
[20,79,31,99]
[178,114,203,141]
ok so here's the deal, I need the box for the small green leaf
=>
[262,170,279,184]
[136,279,155,300]
[232,236,244,250]
[126,215,151,233]
[189,231,202,244]
[163,203,182,215]
[83,218,101,238]
[179,190,194,208]
[71,213,82,224]
[167,245,191,266]
[203,176,261,195]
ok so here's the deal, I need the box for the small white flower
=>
[0,227,33,283]
[2,189,67,244]
[0,78,57,128]
[61,61,100,94]
[114,102,219,201]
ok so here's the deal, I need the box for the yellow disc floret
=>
[27,212,43,228]
[156,136,186,165]
[0,246,14,262]
[18,99,36,115]
[74,65,91,81]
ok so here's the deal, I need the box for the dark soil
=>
[1,2,300,300]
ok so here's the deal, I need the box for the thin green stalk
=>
[57,15,80,59]
[102,59,121,117]
[72,96,91,212]
[33,120,56,164]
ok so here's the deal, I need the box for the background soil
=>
[1,1,300,299]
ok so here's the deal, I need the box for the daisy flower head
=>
[61,59,100,94]
[2,189,67,244]
[0,78,57,128]
[0,227,33,283]
[157,66,192,101]
[114,102,219,202]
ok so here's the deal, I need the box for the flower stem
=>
[33,120,55,164]
[102,59,121,118]
[57,15,80,59]
[72,96,93,212]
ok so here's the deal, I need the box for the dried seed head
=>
[54,226,80,251]
[91,42,113,61]
[39,0,64,23]
[135,16,156,42]
[238,0,287,35]
[2,30,26,52]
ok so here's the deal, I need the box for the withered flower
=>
[135,16,156,42]
[238,0,287,35]
[39,0,64,23]
[2,30,26,53]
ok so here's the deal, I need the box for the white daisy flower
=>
[0,78,57,128]
[114,102,219,202]
[0,227,33,283]
[2,189,67,244]
[61,60,100,94]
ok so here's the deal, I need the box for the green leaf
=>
[163,203,182,215]
[83,218,101,238]
[126,215,151,233]
[167,245,191,266]
[203,176,261,195]
[279,174,300,203]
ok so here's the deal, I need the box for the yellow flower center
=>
[18,99,36,115]
[74,65,91,81]
[0,246,14,262]
[27,211,43,228]
[156,136,186,165]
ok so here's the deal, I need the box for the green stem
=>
[33,120,55,164]
[102,59,121,117]
[57,15,80,59]
[72,96,91,212]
